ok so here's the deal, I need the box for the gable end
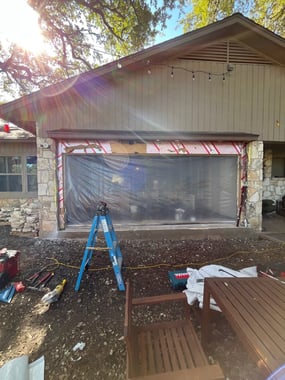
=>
[178,40,273,65]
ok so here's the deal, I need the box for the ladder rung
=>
[86,246,111,251]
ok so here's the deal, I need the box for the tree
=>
[0,0,178,96]
[0,42,61,96]
[180,0,285,37]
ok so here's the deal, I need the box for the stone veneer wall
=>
[245,141,264,231]
[0,136,59,237]
[37,137,58,237]
[0,198,39,234]
[263,149,285,203]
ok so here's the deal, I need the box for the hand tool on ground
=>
[27,285,49,292]
[41,279,67,304]
[25,267,47,285]
[14,281,26,292]
[33,272,53,288]
[39,272,54,288]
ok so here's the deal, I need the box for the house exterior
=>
[0,121,39,233]
[0,13,284,238]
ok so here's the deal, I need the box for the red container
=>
[0,250,20,279]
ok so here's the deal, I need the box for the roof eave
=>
[0,13,284,125]
[47,129,259,142]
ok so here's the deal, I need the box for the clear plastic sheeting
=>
[64,155,237,225]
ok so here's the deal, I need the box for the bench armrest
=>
[132,292,186,306]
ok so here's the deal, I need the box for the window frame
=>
[0,155,38,198]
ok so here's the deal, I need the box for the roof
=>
[0,119,35,141]
[0,13,284,135]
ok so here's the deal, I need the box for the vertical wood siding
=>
[0,142,36,155]
[41,60,285,142]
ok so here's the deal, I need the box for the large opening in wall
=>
[265,143,285,179]
[64,155,237,226]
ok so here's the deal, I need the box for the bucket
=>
[175,208,185,221]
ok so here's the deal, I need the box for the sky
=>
[0,0,186,54]
[155,6,185,43]
[0,0,45,54]
[0,0,187,102]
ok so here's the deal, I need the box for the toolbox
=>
[168,269,190,290]
[0,250,20,279]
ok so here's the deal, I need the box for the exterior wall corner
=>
[37,137,58,237]
[245,141,263,231]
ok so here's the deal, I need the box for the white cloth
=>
[0,355,44,380]
[183,264,257,311]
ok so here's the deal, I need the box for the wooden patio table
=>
[201,276,285,377]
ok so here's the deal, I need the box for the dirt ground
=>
[0,224,285,380]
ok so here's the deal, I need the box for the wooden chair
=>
[124,280,224,380]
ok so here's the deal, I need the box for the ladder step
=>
[86,247,111,251]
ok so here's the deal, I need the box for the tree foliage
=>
[1,0,284,97]
[0,0,177,96]
[0,42,60,96]
[181,0,285,37]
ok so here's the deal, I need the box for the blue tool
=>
[0,284,16,303]
[75,202,125,292]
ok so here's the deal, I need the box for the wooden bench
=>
[124,281,224,380]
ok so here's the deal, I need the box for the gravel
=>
[0,224,285,379]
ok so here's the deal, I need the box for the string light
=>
[146,62,233,81]
[168,64,232,81]
[146,59,151,75]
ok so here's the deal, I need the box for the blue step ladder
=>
[75,202,125,292]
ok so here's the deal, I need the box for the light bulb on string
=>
[170,66,174,78]
[146,59,151,75]
[192,72,195,81]
[3,124,10,133]
[208,73,212,81]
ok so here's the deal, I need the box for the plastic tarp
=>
[0,355,44,380]
[64,155,237,225]
[183,264,258,311]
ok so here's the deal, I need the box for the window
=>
[266,143,285,178]
[26,156,38,192]
[0,156,37,193]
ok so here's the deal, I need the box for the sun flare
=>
[0,0,45,54]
